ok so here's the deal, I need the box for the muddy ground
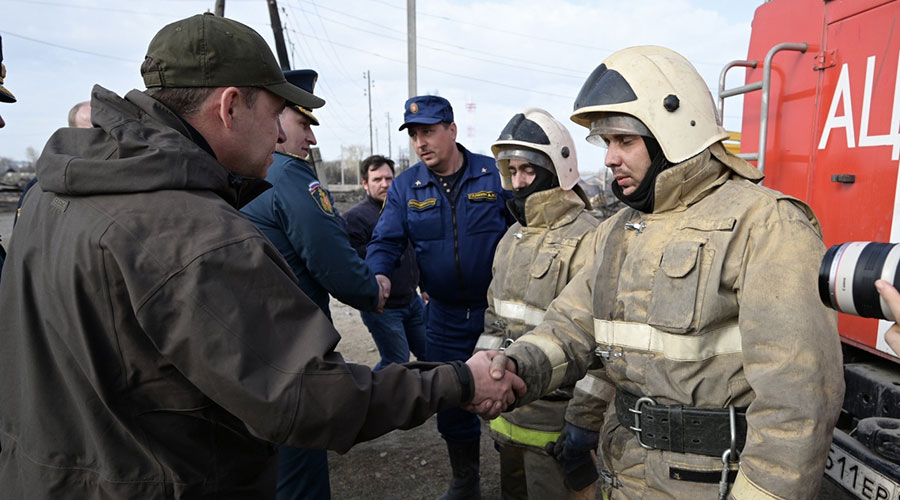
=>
[327,299,507,500]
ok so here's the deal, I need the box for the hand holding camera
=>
[819,241,900,353]
[875,280,900,354]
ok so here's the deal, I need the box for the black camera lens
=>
[819,242,900,321]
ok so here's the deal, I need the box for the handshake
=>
[463,350,527,419]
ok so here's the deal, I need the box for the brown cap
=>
[141,13,325,110]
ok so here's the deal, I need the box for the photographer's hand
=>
[875,280,900,354]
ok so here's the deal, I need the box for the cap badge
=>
[410,102,419,113]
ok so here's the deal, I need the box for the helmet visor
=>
[496,148,554,172]
[585,113,652,147]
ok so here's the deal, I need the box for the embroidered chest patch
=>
[467,191,497,202]
[408,198,437,210]
[308,181,335,216]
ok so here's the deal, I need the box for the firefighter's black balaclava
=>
[611,135,669,213]
[507,165,558,227]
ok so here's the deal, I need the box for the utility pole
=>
[407,0,416,98]
[386,113,392,159]
[267,0,290,70]
[365,70,373,156]
[407,0,418,163]
[214,0,225,16]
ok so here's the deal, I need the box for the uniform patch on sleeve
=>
[408,198,437,210]
[467,191,497,202]
[308,180,335,216]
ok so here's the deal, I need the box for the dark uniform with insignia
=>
[240,70,380,500]
[367,96,514,497]
[241,80,379,322]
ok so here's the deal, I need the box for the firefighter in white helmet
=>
[493,46,845,499]
[477,108,610,499]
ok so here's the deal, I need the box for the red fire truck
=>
[720,0,900,497]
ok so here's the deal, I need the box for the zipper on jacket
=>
[450,198,465,293]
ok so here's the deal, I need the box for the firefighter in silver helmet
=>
[477,108,610,499]
[494,46,844,499]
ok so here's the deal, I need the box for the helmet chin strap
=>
[611,136,670,213]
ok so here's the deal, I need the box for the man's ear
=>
[216,87,242,130]
[449,122,458,141]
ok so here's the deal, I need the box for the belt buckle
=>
[627,396,657,450]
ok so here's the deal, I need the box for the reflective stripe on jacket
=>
[480,187,611,446]
[507,144,844,499]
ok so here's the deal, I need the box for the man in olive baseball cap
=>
[0,11,525,500]
[142,13,324,111]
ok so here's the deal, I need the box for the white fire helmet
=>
[490,108,579,191]
[570,45,727,163]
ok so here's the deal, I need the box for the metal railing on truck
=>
[717,42,808,178]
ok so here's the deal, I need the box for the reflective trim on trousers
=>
[731,469,784,500]
[490,415,560,449]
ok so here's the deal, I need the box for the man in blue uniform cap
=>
[367,95,513,499]
[241,69,384,500]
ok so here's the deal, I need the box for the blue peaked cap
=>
[284,69,320,126]
[399,95,453,131]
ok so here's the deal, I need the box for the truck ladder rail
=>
[718,42,808,177]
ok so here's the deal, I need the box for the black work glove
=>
[545,423,600,491]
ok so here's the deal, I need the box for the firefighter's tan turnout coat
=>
[480,187,611,450]
[505,144,845,500]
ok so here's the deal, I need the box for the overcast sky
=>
[0,0,760,177]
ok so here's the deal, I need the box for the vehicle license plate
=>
[824,443,900,499]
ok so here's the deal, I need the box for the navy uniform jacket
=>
[345,195,420,309]
[242,152,379,319]
[367,145,512,307]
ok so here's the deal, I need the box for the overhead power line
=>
[362,0,599,51]
[1,30,133,62]
[360,0,731,69]
[0,0,171,17]
[289,3,585,80]
[282,0,357,82]
[285,28,573,100]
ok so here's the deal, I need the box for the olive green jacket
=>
[0,86,469,499]
[506,144,844,500]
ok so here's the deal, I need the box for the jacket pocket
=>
[407,197,442,240]
[524,249,563,308]
[464,193,506,236]
[647,239,706,332]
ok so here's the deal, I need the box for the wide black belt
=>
[615,389,748,457]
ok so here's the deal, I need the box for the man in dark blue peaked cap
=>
[242,68,384,500]
[284,69,320,126]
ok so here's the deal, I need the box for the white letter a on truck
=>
[819,63,856,149]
